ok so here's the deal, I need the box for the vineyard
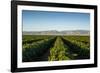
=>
[22,35,90,62]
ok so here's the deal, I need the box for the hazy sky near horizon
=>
[22,10,90,31]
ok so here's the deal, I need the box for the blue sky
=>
[22,10,90,31]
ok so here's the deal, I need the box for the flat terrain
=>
[22,35,90,62]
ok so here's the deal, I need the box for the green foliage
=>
[62,36,90,59]
[22,36,56,62]
[48,37,70,61]
[22,35,90,62]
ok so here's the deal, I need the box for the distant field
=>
[22,35,90,62]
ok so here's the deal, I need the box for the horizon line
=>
[23,29,90,32]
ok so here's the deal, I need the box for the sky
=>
[22,10,90,31]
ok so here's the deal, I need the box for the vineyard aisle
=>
[22,36,90,62]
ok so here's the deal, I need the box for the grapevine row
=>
[48,37,70,61]
[22,37,56,62]
[61,37,90,59]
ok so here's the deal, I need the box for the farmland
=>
[22,35,90,62]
